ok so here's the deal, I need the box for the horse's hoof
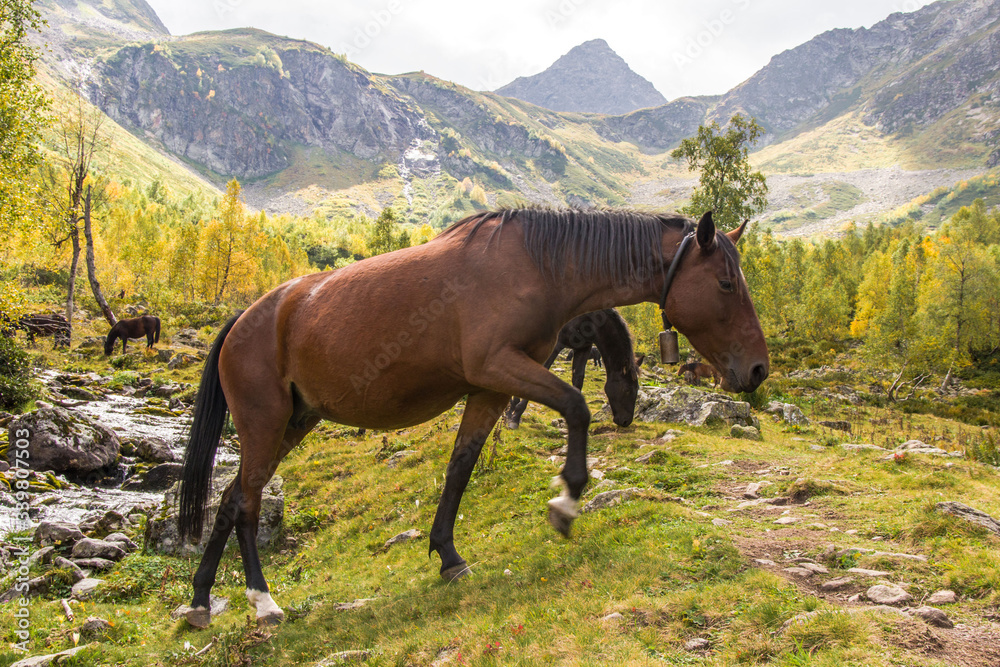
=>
[440,561,471,581]
[256,610,285,627]
[548,505,574,537]
[185,607,211,629]
[505,418,520,430]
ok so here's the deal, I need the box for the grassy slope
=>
[2,338,1000,666]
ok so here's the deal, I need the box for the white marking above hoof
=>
[547,494,579,521]
[246,589,285,622]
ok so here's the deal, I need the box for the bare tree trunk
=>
[65,223,81,343]
[83,187,116,327]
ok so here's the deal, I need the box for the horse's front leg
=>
[466,350,590,538]
[430,390,509,581]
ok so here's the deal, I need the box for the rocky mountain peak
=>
[495,38,667,115]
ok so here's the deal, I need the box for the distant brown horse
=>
[505,309,642,429]
[105,315,160,355]
[679,362,722,387]
[178,208,768,628]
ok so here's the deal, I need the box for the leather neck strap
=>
[658,232,695,331]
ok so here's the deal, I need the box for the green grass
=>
[4,340,1000,665]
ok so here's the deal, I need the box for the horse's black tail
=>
[153,317,160,344]
[178,313,242,543]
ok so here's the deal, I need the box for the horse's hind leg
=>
[235,410,319,625]
[430,390,509,581]
[187,477,243,628]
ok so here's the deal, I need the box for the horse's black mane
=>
[443,208,740,287]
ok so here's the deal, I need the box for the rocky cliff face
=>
[89,32,433,178]
[495,39,667,115]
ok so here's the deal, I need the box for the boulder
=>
[103,532,139,552]
[171,328,206,349]
[122,462,183,491]
[60,386,101,402]
[583,487,643,512]
[731,424,762,441]
[909,605,953,628]
[9,646,90,667]
[135,437,178,463]
[53,556,86,582]
[34,521,84,547]
[167,353,201,370]
[170,595,229,620]
[936,501,1000,535]
[156,348,175,363]
[80,616,113,639]
[71,538,127,562]
[866,584,912,605]
[632,386,756,427]
[927,590,957,605]
[7,405,120,474]
[766,401,810,426]
[146,467,284,556]
[71,577,104,599]
[71,558,115,572]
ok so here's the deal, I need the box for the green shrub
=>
[0,336,33,410]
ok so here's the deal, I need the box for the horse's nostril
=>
[751,363,768,385]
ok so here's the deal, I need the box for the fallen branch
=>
[60,598,74,622]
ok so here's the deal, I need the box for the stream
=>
[0,370,238,538]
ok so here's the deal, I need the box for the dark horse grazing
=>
[177,208,768,628]
[679,362,722,387]
[104,315,160,355]
[505,309,641,429]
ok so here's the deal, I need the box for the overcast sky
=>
[145,0,940,100]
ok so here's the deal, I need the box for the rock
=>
[684,637,711,652]
[167,353,201,370]
[7,406,120,474]
[60,386,101,402]
[122,462,183,491]
[170,595,229,620]
[799,562,829,574]
[773,516,800,525]
[602,612,624,622]
[766,401,810,426]
[383,529,421,549]
[316,650,373,665]
[71,577,104,599]
[631,386,757,427]
[866,584,912,605]
[936,501,1000,535]
[908,605,953,628]
[156,348,175,363]
[71,538,127,562]
[783,566,814,578]
[583,487,643,512]
[841,443,887,453]
[847,568,891,577]
[81,510,127,536]
[744,481,769,499]
[80,616,113,638]
[0,576,50,602]
[8,646,90,667]
[146,468,284,556]
[135,436,177,463]
[103,532,139,552]
[27,546,55,565]
[385,450,418,469]
[333,598,375,611]
[53,556,86,582]
[927,590,957,605]
[171,328,206,349]
[754,558,776,566]
[35,521,84,547]
[730,424,762,441]
[711,518,732,527]
[71,558,115,572]
[821,576,855,591]
[151,383,182,398]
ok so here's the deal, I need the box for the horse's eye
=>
[720,280,734,292]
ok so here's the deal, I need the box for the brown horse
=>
[177,208,768,628]
[18,314,70,348]
[505,309,642,429]
[679,362,722,387]
[104,315,160,355]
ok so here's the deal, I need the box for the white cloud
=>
[145,0,938,99]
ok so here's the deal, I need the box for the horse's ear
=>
[696,211,716,251]
[727,219,750,245]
